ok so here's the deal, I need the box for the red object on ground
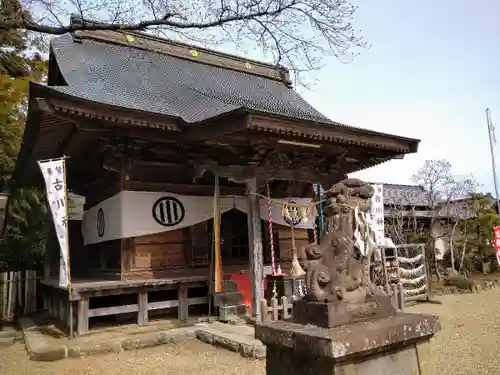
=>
[227,272,267,314]
[494,226,500,267]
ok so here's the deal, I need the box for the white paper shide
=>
[38,159,70,288]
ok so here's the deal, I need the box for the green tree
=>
[0,1,48,271]
[453,195,500,274]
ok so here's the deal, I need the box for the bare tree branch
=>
[0,0,366,83]
[411,159,480,273]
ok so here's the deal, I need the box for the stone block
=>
[219,304,248,321]
[256,312,440,375]
[122,332,165,351]
[19,316,68,362]
[214,292,244,306]
[0,327,20,339]
[293,294,396,329]
[222,280,238,293]
[28,344,68,362]
[69,342,123,358]
[0,337,16,347]
[196,324,265,359]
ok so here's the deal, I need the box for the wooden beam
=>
[127,181,245,196]
[84,181,121,210]
[34,95,180,132]
[249,115,419,153]
[191,159,333,186]
[181,113,250,142]
[54,123,79,157]
[246,177,264,321]
[124,159,339,187]
[77,119,182,144]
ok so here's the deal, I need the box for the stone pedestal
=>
[255,312,440,375]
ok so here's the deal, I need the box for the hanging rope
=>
[311,184,318,244]
[249,192,329,208]
[316,183,324,237]
[266,181,276,276]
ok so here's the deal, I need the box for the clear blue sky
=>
[297,0,500,194]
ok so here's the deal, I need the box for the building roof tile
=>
[49,34,334,125]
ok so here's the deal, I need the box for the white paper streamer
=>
[404,284,427,296]
[399,264,425,277]
[400,274,426,285]
[397,253,423,264]
[353,206,380,260]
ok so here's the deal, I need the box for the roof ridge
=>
[70,15,292,87]
[384,183,424,189]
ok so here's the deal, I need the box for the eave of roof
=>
[34,82,420,156]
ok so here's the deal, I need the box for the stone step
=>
[222,280,238,293]
[195,323,265,359]
[0,326,21,340]
[197,321,255,336]
[0,337,16,347]
[19,316,197,361]
[214,292,244,306]
[219,304,248,321]
[227,316,247,325]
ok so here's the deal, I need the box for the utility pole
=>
[486,108,500,213]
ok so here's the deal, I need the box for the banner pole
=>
[37,155,71,163]
[62,156,74,338]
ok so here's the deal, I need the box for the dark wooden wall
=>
[82,222,305,280]
[276,225,309,261]
[129,229,188,272]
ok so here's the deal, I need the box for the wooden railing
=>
[0,270,39,322]
[259,296,293,322]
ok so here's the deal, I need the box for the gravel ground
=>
[1,290,499,375]
[407,289,500,375]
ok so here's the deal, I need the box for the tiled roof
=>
[48,34,335,125]
[382,184,431,207]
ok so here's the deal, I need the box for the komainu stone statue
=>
[294,178,395,328]
[255,177,441,375]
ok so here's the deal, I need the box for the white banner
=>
[121,191,238,241]
[82,191,316,245]
[369,183,385,245]
[82,193,124,245]
[38,159,70,288]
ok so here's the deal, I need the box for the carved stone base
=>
[255,313,440,375]
[293,294,396,329]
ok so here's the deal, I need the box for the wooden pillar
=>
[246,177,264,320]
[77,297,89,335]
[137,290,148,325]
[178,284,188,321]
